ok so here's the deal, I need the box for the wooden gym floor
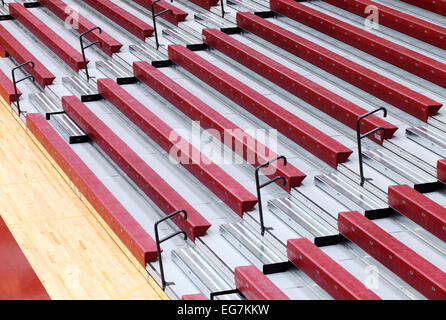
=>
[0,99,167,300]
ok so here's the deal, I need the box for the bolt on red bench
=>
[0,215,51,300]
[235,265,290,300]
[270,0,446,90]
[338,211,446,300]
[26,113,158,266]
[133,61,306,192]
[62,96,211,240]
[203,28,398,144]
[187,0,219,10]
[9,3,86,72]
[39,0,123,56]
[322,0,446,51]
[437,159,446,183]
[388,184,446,242]
[130,0,188,26]
[97,78,258,216]
[83,0,154,40]
[0,26,55,88]
[288,238,381,300]
[400,0,446,17]
[0,69,21,103]
[236,12,442,122]
[168,45,353,168]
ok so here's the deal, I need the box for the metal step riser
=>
[220,223,289,274]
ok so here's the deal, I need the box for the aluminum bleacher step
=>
[322,0,446,50]
[194,12,241,34]
[362,149,441,192]
[129,43,173,68]
[29,91,63,119]
[9,3,86,72]
[406,125,446,158]
[400,0,446,17]
[203,28,398,144]
[162,28,208,51]
[315,173,392,219]
[0,24,55,88]
[220,221,290,274]
[172,244,242,299]
[168,44,353,168]
[235,265,290,300]
[130,0,188,26]
[384,141,438,177]
[39,0,123,56]
[0,69,21,103]
[96,59,137,84]
[133,60,307,191]
[62,75,102,102]
[236,12,443,122]
[338,211,446,299]
[83,0,154,40]
[270,0,446,90]
[287,238,381,300]
[388,184,446,242]
[268,197,343,246]
[62,95,211,240]
[97,78,258,216]
[29,92,88,144]
[228,0,270,14]
[0,5,12,20]
[26,113,158,266]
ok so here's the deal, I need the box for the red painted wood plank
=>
[182,293,207,300]
[203,28,398,144]
[26,113,158,266]
[437,159,446,183]
[288,238,380,300]
[0,216,50,300]
[168,44,353,168]
[133,61,306,192]
[338,211,446,300]
[0,25,55,88]
[97,78,257,216]
[131,0,188,26]
[39,0,123,56]
[0,69,21,103]
[236,12,442,122]
[83,0,154,40]
[322,0,446,50]
[187,0,219,10]
[400,0,446,17]
[62,96,211,240]
[270,0,446,90]
[9,3,86,72]
[235,265,290,300]
[388,184,446,242]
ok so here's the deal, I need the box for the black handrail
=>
[151,0,173,50]
[255,156,287,236]
[154,209,188,290]
[210,288,240,300]
[220,0,225,18]
[356,107,387,186]
[11,61,35,116]
[79,27,102,81]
